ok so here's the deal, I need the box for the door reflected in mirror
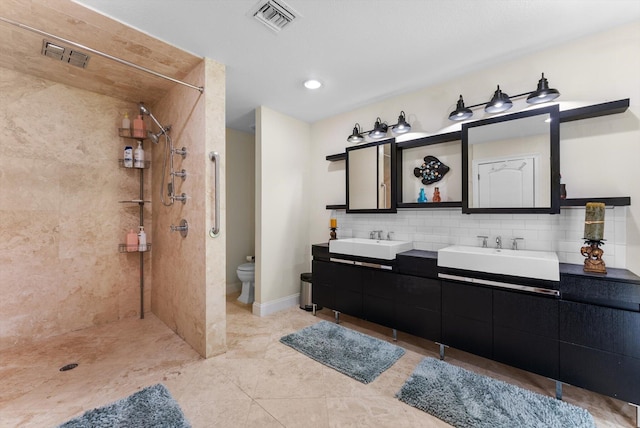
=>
[347,139,396,213]
[462,105,560,214]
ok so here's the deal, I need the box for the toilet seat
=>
[237,262,255,272]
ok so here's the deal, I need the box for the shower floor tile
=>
[0,294,634,427]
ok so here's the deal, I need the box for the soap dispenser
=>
[132,114,146,139]
[134,141,144,168]
[121,112,131,137]
[126,229,138,252]
[137,226,147,252]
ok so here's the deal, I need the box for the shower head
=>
[147,126,171,144]
[138,102,169,143]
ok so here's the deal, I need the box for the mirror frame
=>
[346,138,397,213]
[461,104,560,214]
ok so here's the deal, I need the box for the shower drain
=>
[59,363,78,372]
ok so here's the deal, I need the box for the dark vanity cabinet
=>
[362,269,397,328]
[311,245,442,341]
[442,280,493,358]
[493,289,559,379]
[558,267,640,404]
[312,259,363,317]
[395,275,441,342]
[311,244,640,406]
[440,278,559,378]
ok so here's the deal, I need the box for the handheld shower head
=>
[139,103,151,116]
[138,102,170,144]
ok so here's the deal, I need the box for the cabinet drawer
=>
[396,275,441,312]
[494,326,558,379]
[560,342,640,404]
[313,260,362,292]
[494,289,558,338]
[442,313,492,358]
[363,269,397,299]
[395,305,441,342]
[363,294,394,328]
[442,281,492,322]
[560,301,640,358]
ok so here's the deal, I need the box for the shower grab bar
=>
[209,151,220,238]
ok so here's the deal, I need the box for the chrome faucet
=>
[511,237,524,250]
[477,235,488,248]
[370,230,383,240]
[496,236,502,249]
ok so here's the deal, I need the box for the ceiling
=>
[12,1,640,133]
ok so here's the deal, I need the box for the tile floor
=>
[1,293,635,427]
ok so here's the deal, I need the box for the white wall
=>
[255,106,312,315]
[225,128,255,293]
[310,21,640,275]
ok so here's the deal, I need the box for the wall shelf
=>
[398,201,462,209]
[119,159,151,169]
[326,204,347,210]
[118,243,152,253]
[326,153,346,162]
[561,197,631,207]
[559,99,630,123]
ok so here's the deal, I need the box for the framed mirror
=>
[462,105,560,214]
[346,139,397,213]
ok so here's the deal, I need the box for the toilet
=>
[236,262,255,304]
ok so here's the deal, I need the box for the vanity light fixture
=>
[484,85,513,114]
[391,111,412,134]
[346,111,412,143]
[347,123,365,143]
[449,95,473,121]
[526,73,560,104]
[369,117,388,139]
[448,73,560,121]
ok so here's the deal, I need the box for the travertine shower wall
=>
[151,58,227,358]
[0,68,151,351]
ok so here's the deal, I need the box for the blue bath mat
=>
[280,320,405,384]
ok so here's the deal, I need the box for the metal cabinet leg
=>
[392,329,397,342]
[629,403,640,428]
[436,343,448,360]
[333,310,340,324]
[555,381,563,400]
[312,304,317,316]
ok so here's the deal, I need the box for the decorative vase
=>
[432,187,441,202]
[417,188,428,203]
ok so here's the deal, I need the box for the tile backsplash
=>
[336,206,627,269]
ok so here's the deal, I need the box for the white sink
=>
[437,245,559,281]
[329,238,413,260]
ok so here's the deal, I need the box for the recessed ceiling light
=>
[304,79,322,90]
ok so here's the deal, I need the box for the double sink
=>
[329,238,559,281]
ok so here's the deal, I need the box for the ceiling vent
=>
[250,0,300,33]
[41,40,90,69]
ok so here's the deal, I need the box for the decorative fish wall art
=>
[414,155,450,185]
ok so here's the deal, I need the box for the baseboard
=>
[226,282,241,295]
[252,293,299,317]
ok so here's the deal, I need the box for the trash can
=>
[300,272,314,311]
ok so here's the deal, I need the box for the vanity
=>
[316,96,638,414]
[312,243,640,407]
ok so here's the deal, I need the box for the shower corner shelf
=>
[118,243,152,253]
[118,199,151,204]
[119,159,151,169]
[119,128,148,140]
